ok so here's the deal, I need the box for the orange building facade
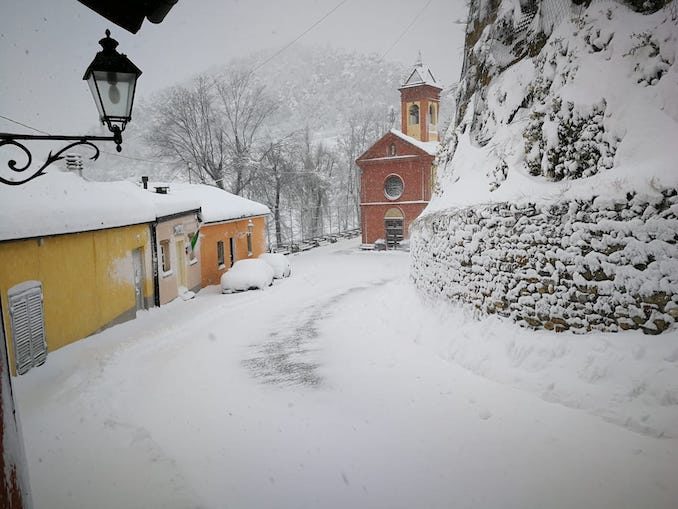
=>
[199,215,268,287]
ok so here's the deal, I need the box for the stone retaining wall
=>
[410,189,678,334]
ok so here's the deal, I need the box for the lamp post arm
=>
[0,130,123,186]
[0,133,118,142]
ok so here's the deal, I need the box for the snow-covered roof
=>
[389,129,439,156]
[400,53,440,89]
[156,183,271,224]
[144,190,201,220]
[0,171,207,242]
[0,170,158,241]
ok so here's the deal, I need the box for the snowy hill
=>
[411,0,678,334]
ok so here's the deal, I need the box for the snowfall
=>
[14,238,678,509]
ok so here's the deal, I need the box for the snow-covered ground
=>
[14,238,678,509]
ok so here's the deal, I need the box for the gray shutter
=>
[10,298,33,375]
[9,282,47,375]
[27,290,47,366]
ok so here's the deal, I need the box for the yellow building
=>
[0,170,182,375]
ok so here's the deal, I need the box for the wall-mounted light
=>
[83,29,142,150]
[1,30,142,186]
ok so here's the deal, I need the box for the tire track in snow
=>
[242,278,394,387]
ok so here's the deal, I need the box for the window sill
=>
[189,258,198,266]
[161,270,173,278]
[218,264,226,270]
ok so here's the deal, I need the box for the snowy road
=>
[15,239,678,509]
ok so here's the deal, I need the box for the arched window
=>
[388,143,396,157]
[384,174,404,200]
[384,207,404,219]
[429,104,437,125]
[409,104,419,125]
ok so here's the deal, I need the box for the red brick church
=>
[357,54,441,246]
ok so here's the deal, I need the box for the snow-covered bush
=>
[625,31,673,85]
[524,98,619,180]
[623,0,671,13]
[221,259,274,293]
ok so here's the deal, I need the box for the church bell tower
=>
[399,53,442,142]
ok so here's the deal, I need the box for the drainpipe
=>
[150,223,160,307]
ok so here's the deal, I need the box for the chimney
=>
[141,176,149,189]
[65,153,84,178]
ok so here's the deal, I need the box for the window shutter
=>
[27,290,47,366]
[9,282,47,375]
[10,299,33,375]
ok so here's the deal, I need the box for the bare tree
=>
[337,107,391,228]
[144,67,277,194]
[144,75,229,188]
[249,136,298,246]
[294,128,336,239]
[214,67,278,195]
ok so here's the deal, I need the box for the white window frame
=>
[160,239,173,277]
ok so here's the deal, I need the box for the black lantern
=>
[83,29,142,151]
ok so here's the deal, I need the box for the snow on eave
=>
[356,130,440,163]
[201,213,269,226]
[143,189,202,221]
[153,183,271,224]
[0,170,158,242]
[389,129,439,156]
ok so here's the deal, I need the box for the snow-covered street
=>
[14,239,678,509]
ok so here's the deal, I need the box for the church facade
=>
[356,56,441,246]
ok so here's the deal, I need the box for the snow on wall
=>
[411,1,678,333]
[411,190,678,334]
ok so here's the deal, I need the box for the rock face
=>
[411,190,678,334]
[410,0,678,333]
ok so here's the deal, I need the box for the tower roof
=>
[400,51,440,89]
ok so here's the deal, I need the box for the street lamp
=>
[0,30,142,186]
[84,29,142,149]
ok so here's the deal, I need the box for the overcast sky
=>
[1,0,467,135]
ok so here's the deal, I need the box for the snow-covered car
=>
[220,259,274,293]
[258,253,291,278]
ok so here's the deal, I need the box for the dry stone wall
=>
[411,189,678,334]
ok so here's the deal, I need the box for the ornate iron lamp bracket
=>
[0,130,121,186]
